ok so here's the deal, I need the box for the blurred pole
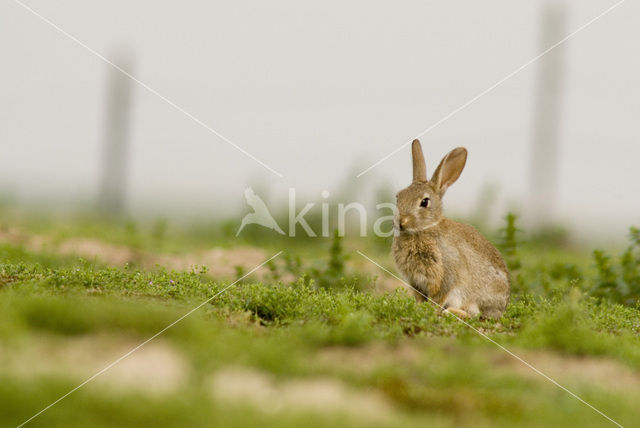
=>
[99,50,133,216]
[529,3,566,228]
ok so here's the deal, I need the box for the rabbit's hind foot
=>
[442,307,469,318]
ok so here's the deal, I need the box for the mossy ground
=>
[1,211,639,427]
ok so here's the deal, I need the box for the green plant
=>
[498,212,524,294]
[268,230,359,289]
[327,229,345,278]
[306,230,351,289]
[592,226,640,306]
[498,213,521,271]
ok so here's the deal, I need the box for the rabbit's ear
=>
[431,147,467,195]
[412,139,427,182]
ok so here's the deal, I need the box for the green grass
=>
[2,213,640,427]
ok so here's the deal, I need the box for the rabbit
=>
[391,139,509,318]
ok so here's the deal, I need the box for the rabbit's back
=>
[437,219,510,317]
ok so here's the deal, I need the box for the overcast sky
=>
[1,0,638,238]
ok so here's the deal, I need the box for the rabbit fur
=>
[392,139,509,318]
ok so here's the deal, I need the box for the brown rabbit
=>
[392,139,509,318]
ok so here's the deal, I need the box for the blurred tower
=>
[99,50,133,216]
[529,3,567,227]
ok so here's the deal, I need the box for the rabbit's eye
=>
[420,198,429,208]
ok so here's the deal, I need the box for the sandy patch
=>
[0,226,273,280]
[54,237,270,280]
[153,247,268,278]
[316,341,419,373]
[0,334,187,394]
[492,349,640,393]
[316,340,640,396]
[58,238,137,266]
[209,367,392,421]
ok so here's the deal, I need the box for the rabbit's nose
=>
[399,216,410,230]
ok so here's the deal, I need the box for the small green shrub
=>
[308,229,348,289]
[267,230,364,290]
[592,226,640,306]
[498,212,525,295]
[498,212,521,271]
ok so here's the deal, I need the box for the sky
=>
[1,0,638,239]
